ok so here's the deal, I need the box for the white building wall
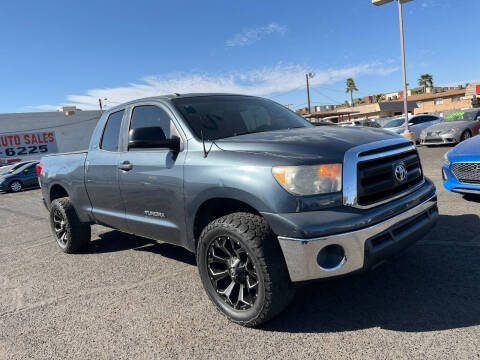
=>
[0,109,101,164]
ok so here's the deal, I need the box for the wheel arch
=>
[49,183,70,204]
[191,195,269,252]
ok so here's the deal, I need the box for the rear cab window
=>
[100,110,124,151]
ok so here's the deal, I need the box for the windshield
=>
[442,111,477,122]
[172,95,313,140]
[383,118,404,128]
[8,162,28,173]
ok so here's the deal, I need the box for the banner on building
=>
[0,131,58,165]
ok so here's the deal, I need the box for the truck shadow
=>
[463,194,480,203]
[263,214,480,333]
[81,230,196,266]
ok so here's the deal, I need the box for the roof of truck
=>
[106,93,256,112]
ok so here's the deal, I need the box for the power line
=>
[310,87,342,104]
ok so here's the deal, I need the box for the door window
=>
[100,110,124,151]
[129,105,180,146]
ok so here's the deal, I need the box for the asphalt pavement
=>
[0,146,479,359]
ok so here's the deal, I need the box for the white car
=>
[382,114,442,142]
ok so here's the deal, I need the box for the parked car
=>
[420,109,480,145]
[442,135,480,195]
[0,161,40,193]
[38,94,438,327]
[383,114,442,141]
[337,120,362,127]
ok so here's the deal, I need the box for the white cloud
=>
[30,62,398,110]
[226,23,287,47]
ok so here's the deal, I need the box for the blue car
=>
[0,161,40,193]
[442,135,480,195]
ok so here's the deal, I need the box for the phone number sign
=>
[0,132,58,160]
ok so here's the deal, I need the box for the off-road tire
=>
[50,197,91,253]
[197,212,294,327]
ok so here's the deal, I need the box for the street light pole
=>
[373,0,413,134]
[398,0,410,133]
[305,72,315,114]
[306,74,311,114]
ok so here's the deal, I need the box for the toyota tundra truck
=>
[38,94,438,326]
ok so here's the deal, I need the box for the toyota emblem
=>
[394,162,407,183]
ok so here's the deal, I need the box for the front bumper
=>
[276,192,438,282]
[420,133,460,145]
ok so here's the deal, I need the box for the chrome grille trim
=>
[343,138,423,209]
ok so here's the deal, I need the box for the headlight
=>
[443,151,451,166]
[272,164,342,195]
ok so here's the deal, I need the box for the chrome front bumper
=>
[277,192,438,282]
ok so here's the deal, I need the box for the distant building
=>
[410,85,480,114]
[0,106,101,165]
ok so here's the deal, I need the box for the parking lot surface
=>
[1,146,479,359]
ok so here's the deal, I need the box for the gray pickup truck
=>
[39,94,438,326]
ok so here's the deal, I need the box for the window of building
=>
[130,105,179,142]
[434,98,444,105]
[100,110,124,151]
[452,96,462,102]
[416,101,423,107]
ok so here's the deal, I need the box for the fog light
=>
[442,168,447,181]
[317,244,346,271]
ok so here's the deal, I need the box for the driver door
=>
[118,104,187,245]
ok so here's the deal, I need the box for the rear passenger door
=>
[85,109,128,230]
[118,103,186,245]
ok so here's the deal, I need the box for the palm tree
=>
[418,74,433,93]
[345,78,358,107]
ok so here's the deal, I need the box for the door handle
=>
[118,161,133,171]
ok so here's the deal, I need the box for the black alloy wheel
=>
[52,207,69,248]
[207,236,259,310]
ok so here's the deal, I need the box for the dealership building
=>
[0,107,101,165]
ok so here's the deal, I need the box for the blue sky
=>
[0,0,479,113]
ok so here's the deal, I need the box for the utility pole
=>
[98,98,103,112]
[306,72,315,114]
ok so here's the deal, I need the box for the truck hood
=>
[450,135,480,157]
[425,121,472,132]
[216,126,402,163]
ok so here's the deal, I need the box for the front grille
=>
[357,149,423,206]
[451,162,480,184]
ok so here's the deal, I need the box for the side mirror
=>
[23,169,28,174]
[128,126,180,152]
